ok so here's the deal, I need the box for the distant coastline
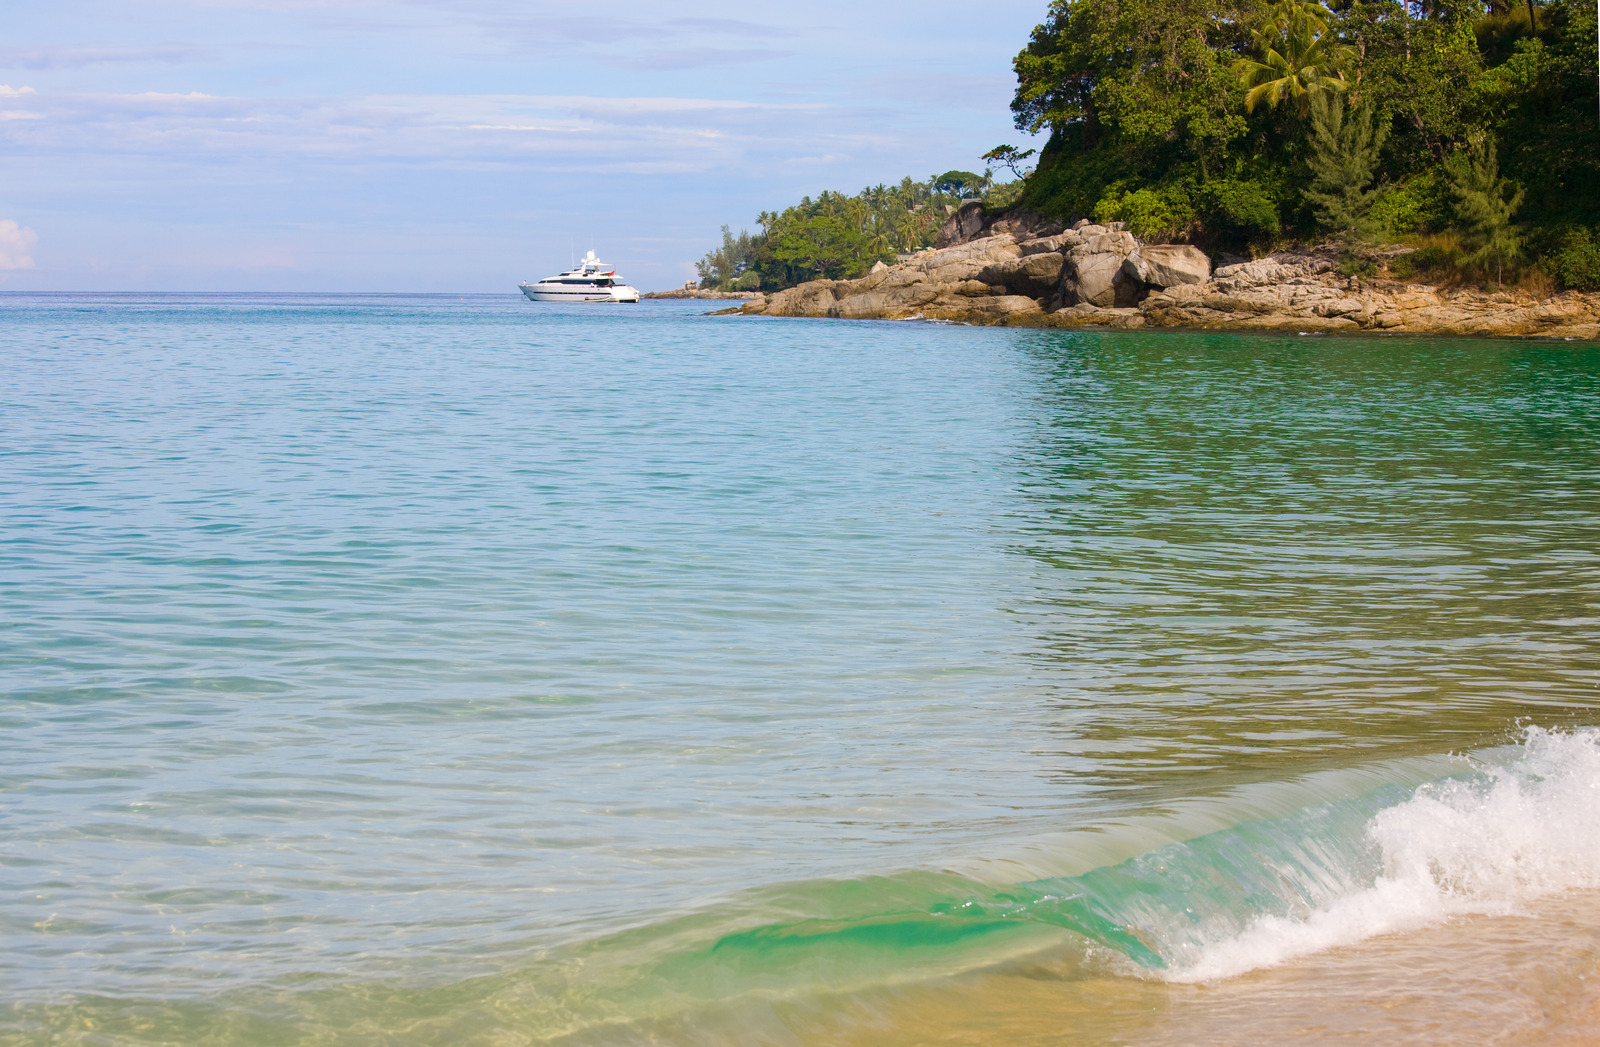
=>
[642,285,763,301]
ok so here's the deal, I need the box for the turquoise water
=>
[3,294,1600,1044]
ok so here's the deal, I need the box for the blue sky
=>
[0,1,1050,292]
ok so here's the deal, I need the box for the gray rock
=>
[1020,231,1083,255]
[1211,254,1334,291]
[935,201,990,248]
[977,251,1065,298]
[1062,232,1142,307]
[963,295,1045,323]
[763,280,839,317]
[1124,244,1211,288]
[986,210,1066,241]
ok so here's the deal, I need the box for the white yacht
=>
[519,251,640,303]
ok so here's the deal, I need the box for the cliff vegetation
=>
[1008,0,1600,288]
[695,0,1600,294]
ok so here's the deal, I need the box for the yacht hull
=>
[518,283,640,304]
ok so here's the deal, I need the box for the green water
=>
[2,295,1599,1044]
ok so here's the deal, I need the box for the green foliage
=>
[1446,136,1525,284]
[1344,0,1484,168]
[934,170,991,198]
[1008,0,1597,270]
[1388,243,1457,280]
[695,174,1005,291]
[1303,92,1389,246]
[1093,183,1197,240]
[984,179,1028,210]
[1551,228,1600,290]
[1196,179,1282,242]
[1235,0,1354,114]
[1476,0,1600,229]
[1011,0,1249,169]
[768,214,873,280]
[1019,133,1139,223]
[695,226,758,289]
[1336,252,1378,277]
[1368,172,1453,235]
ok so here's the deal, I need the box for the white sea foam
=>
[1171,726,1600,982]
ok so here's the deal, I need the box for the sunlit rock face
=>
[1126,244,1212,289]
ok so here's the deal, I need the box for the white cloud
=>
[0,220,39,270]
[0,85,38,96]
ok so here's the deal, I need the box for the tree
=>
[1303,92,1390,247]
[1235,0,1354,115]
[983,144,1038,178]
[1011,0,1250,200]
[933,170,990,197]
[694,226,756,289]
[767,214,874,280]
[1446,136,1525,285]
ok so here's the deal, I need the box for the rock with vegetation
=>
[693,0,1600,308]
[723,222,1598,338]
[689,174,1029,295]
[1005,0,1598,289]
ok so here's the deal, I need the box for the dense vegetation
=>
[1008,0,1600,286]
[695,0,1598,292]
[694,173,1023,291]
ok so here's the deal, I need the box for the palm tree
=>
[1235,0,1355,115]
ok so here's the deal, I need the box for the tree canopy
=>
[693,174,1023,292]
[1010,0,1600,283]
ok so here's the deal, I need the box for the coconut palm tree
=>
[1235,0,1355,115]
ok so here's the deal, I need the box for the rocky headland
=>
[722,203,1600,340]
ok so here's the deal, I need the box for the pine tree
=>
[1446,137,1525,287]
[1303,92,1389,251]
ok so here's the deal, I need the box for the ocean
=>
[3,292,1599,1045]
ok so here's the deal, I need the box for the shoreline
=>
[642,287,764,300]
[712,216,1600,341]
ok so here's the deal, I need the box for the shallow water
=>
[2,294,1598,1044]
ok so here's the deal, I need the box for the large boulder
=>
[985,210,1065,241]
[935,201,990,248]
[923,294,1043,325]
[1123,244,1211,288]
[1061,231,1142,307]
[1210,254,1335,292]
[762,280,839,317]
[977,251,1065,298]
[1020,231,1083,256]
[969,295,1046,323]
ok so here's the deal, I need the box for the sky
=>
[0,1,1051,292]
